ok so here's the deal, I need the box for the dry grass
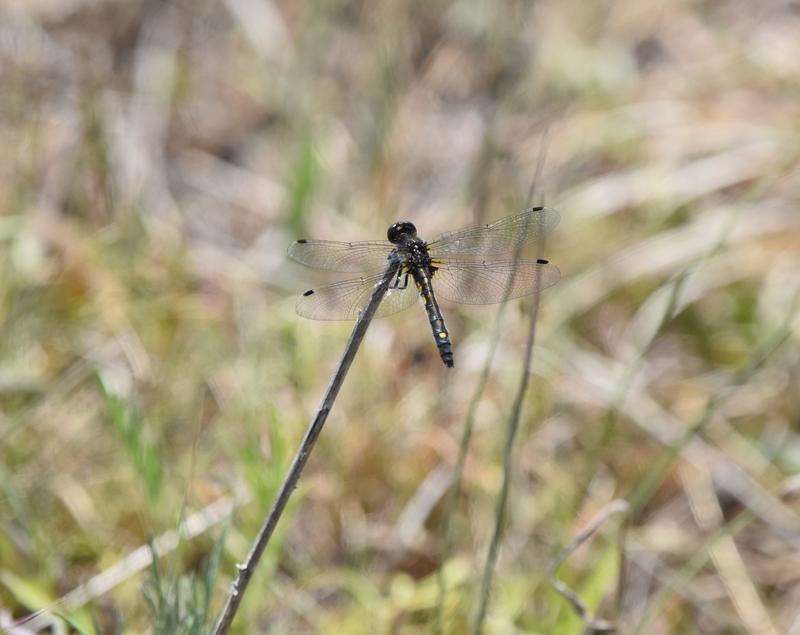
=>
[1,0,799,633]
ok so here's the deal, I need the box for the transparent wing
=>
[432,259,561,305]
[295,272,418,320]
[288,239,394,272]
[427,207,560,259]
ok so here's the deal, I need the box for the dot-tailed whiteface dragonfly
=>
[288,207,560,367]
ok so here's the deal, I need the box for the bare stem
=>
[469,146,551,633]
[212,258,400,635]
[471,281,543,634]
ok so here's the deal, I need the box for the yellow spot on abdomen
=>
[439,332,448,339]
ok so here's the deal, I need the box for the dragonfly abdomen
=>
[413,267,454,368]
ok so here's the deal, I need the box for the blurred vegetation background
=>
[2,0,799,633]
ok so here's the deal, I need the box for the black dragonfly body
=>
[288,207,561,367]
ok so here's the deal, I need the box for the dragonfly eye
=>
[388,221,417,243]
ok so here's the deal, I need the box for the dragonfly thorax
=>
[387,221,417,244]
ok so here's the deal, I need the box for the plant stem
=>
[212,258,400,635]
[472,285,542,634]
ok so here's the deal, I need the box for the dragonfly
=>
[288,207,561,368]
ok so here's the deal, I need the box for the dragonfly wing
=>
[432,259,561,305]
[427,207,560,258]
[296,272,418,320]
[288,239,395,272]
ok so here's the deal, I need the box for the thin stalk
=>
[212,258,400,635]
[467,139,551,632]
[434,300,509,631]
[471,284,543,633]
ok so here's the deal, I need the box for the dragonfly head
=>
[387,221,417,244]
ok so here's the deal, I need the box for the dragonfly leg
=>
[390,270,410,290]
[388,267,402,289]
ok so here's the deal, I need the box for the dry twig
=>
[549,499,631,634]
[212,257,400,634]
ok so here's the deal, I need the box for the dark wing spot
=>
[532,205,544,211]
[537,258,549,264]
[303,289,315,296]
[296,239,308,244]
